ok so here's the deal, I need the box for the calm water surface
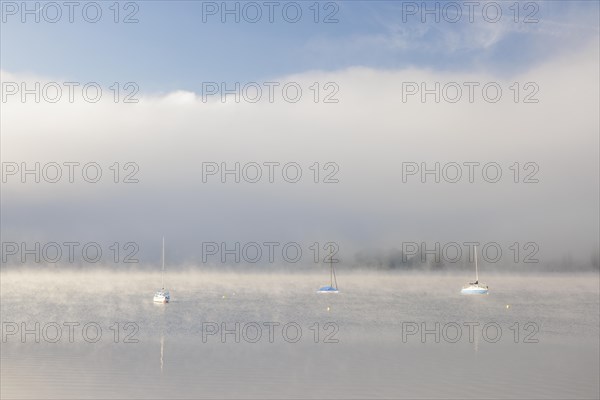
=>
[1,270,598,399]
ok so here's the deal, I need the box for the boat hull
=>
[317,286,339,293]
[461,287,488,295]
[153,297,169,303]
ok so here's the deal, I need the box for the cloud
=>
[1,38,598,264]
[303,1,599,74]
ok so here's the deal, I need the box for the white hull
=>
[461,286,488,295]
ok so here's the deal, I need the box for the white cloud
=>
[1,38,598,262]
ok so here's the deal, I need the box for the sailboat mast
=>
[474,245,479,281]
[330,255,333,287]
[162,236,165,288]
[329,247,338,290]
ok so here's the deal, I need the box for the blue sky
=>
[2,1,598,93]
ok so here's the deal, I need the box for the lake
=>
[1,270,598,399]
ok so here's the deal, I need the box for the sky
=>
[1,1,599,267]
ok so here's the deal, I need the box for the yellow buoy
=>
[506,304,510,309]
[327,306,330,311]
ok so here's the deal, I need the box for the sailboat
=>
[461,245,489,295]
[153,237,171,303]
[317,251,339,293]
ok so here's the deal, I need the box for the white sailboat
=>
[153,237,171,303]
[317,252,339,293]
[461,245,489,295]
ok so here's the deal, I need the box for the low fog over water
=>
[2,269,598,399]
